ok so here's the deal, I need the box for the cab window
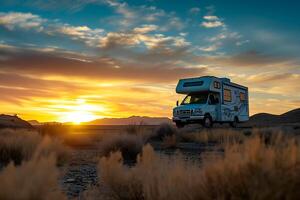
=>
[224,89,232,102]
[181,93,208,105]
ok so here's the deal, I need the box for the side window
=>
[240,92,246,101]
[224,89,232,102]
[213,81,221,89]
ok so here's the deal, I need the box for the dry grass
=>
[95,130,300,200]
[0,155,66,200]
[162,134,178,148]
[0,128,69,166]
[152,123,177,140]
[178,128,246,144]
[98,133,144,163]
[37,123,71,137]
[0,128,68,200]
[97,123,179,161]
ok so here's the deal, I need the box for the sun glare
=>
[57,99,105,124]
[63,111,97,124]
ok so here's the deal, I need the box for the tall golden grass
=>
[0,155,66,200]
[95,131,300,200]
[0,128,69,166]
[0,128,70,200]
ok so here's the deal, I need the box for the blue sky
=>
[0,0,299,121]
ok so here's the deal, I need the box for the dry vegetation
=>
[87,127,300,200]
[1,124,300,200]
[0,127,69,200]
[0,128,69,166]
[0,155,66,200]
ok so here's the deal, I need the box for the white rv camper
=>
[173,76,249,128]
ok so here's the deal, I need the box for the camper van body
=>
[172,76,249,128]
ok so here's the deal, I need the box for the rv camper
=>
[173,76,249,128]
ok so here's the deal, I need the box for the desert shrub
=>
[0,154,66,200]
[198,135,300,200]
[99,134,144,163]
[96,132,300,200]
[152,123,177,140]
[33,136,70,166]
[0,129,42,165]
[98,144,198,200]
[125,123,146,135]
[162,134,178,148]
[38,123,71,137]
[0,128,69,166]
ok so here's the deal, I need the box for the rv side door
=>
[208,94,220,121]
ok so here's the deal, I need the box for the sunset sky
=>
[0,0,299,122]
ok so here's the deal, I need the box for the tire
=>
[230,117,238,128]
[176,122,185,128]
[202,116,213,128]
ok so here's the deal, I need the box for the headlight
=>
[192,108,202,115]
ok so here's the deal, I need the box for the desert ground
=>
[1,120,300,200]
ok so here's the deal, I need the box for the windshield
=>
[181,93,208,105]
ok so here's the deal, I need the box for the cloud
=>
[199,43,220,52]
[133,24,158,34]
[99,29,190,51]
[0,11,107,47]
[104,0,184,31]
[221,50,291,67]
[56,25,105,46]
[203,15,219,21]
[201,31,243,51]
[236,40,249,46]
[201,21,224,28]
[201,14,224,28]
[0,12,44,30]
[0,45,205,83]
[247,73,298,83]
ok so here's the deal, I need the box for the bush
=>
[0,128,69,166]
[95,132,300,200]
[162,135,178,148]
[152,123,177,140]
[37,123,71,137]
[99,134,144,163]
[0,154,66,200]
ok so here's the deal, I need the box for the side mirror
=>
[176,100,179,106]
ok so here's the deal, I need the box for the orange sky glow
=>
[0,1,300,123]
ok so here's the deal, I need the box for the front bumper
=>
[172,115,205,123]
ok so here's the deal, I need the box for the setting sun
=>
[62,111,97,124]
[57,99,105,124]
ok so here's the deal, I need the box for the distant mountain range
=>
[245,108,300,126]
[1,108,300,128]
[83,109,300,126]
[83,116,172,125]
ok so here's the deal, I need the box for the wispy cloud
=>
[201,18,224,28]
[104,0,184,30]
[0,12,45,30]
[133,24,158,34]
[203,15,219,21]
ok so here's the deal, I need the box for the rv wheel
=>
[230,117,238,128]
[176,122,185,128]
[203,116,213,128]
